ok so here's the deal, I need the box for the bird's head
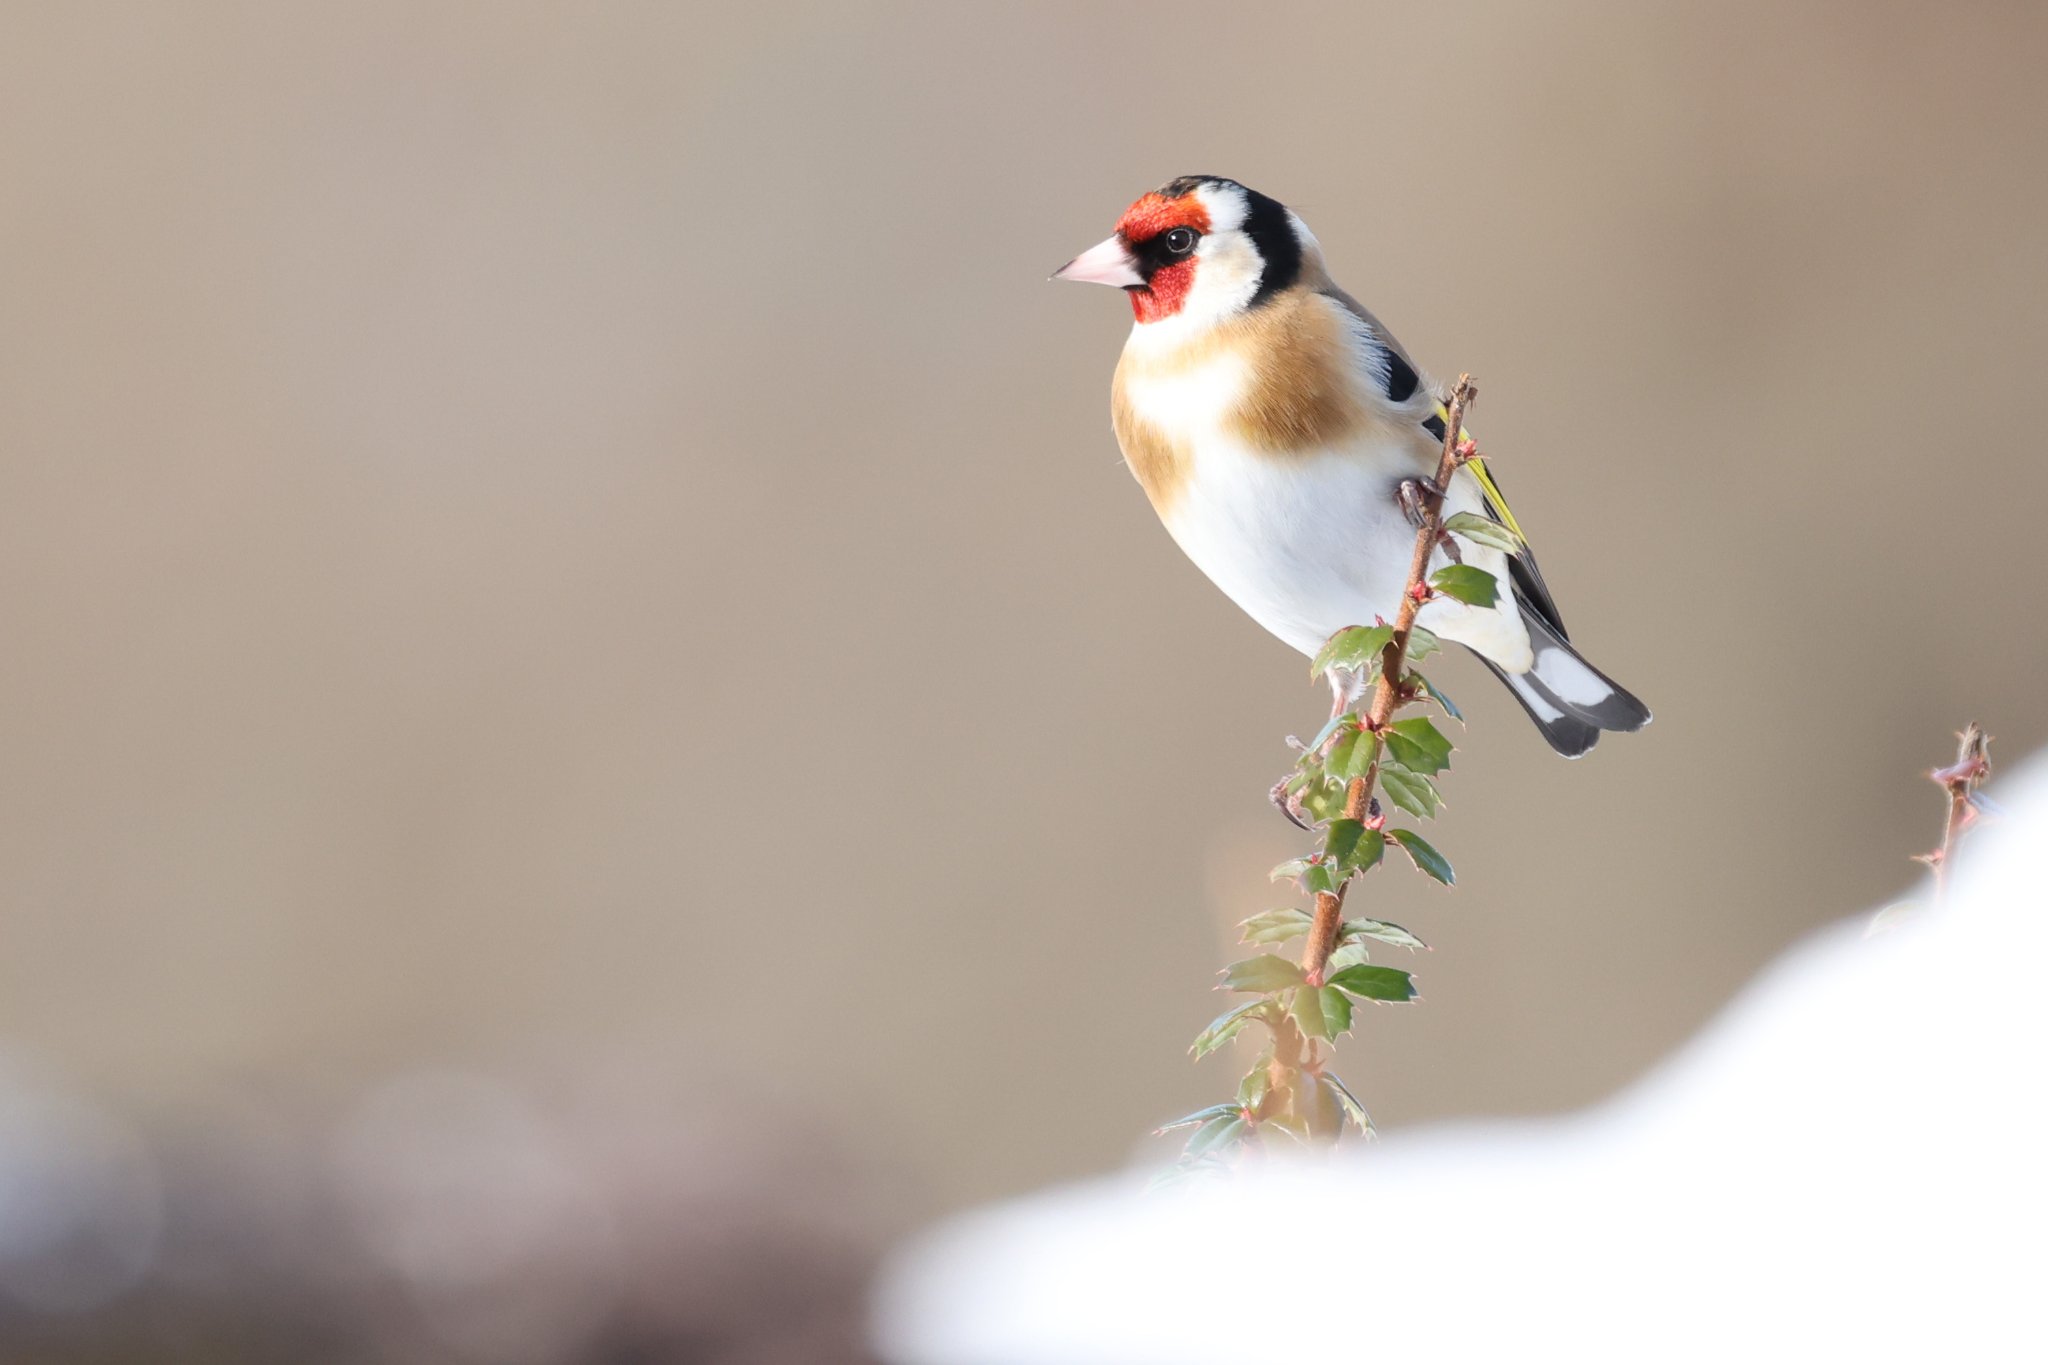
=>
[1053,176,1307,330]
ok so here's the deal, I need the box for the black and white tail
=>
[1479,612,1651,758]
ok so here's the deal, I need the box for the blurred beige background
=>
[2,0,2044,1217]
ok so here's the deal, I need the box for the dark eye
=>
[1163,227,1199,255]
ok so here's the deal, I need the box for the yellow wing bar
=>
[1431,400,1524,545]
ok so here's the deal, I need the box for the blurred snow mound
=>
[875,751,2048,1364]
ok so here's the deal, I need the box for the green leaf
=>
[1184,1113,1249,1160]
[1220,954,1306,994]
[1389,828,1455,885]
[1338,727,1382,783]
[1304,1070,1345,1140]
[1325,942,1370,972]
[1190,999,1268,1058]
[1378,763,1442,819]
[1239,907,1313,946]
[1298,713,1350,764]
[1324,725,1363,783]
[1291,984,1354,1041]
[1429,565,1499,607]
[1297,780,1348,826]
[1269,856,1311,883]
[1322,819,1384,875]
[1309,625,1394,678]
[1385,717,1453,775]
[1327,963,1418,1002]
[1321,1073,1376,1138]
[1155,1102,1241,1134]
[1404,626,1441,662]
[1237,1059,1273,1111]
[1443,510,1524,553]
[1339,918,1429,951]
[1412,671,1463,722]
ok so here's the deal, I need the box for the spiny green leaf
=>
[1327,963,1418,1002]
[1155,1102,1241,1134]
[1443,510,1524,554]
[1237,1059,1273,1111]
[1321,1073,1376,1137]
[1378,763,1442,819]
[1323,818,1363,863]
[1269,856,1311,883]
[1239,907,1313,946]
[1412,671,1463,722]
[1325,942,1371,972]
[1339,918,1428,951]
[1309,625,1394,679]
[1337,727,1381,783]
[1190,999,1269,1058]
[1430,565,1499,607]
[1324,725,1364,783]
[1291,984,1354,1041]
[1322,819,1384,875]
[1297,780,1348,826]
[1220,954,1306,994]
[1389,828,1455,885]
[1297,713,1350,765]
[1404,626,1441,662]
[1184,1113,1249,1160]
[1305,1069,1346,1140]
[1385,717,1453,775]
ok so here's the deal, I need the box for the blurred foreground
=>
[0,1065,886,1364]
[876,751,2048,1362]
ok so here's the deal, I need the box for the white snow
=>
[874,752,2048,1364]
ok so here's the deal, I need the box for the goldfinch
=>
[1054,175,1649,756]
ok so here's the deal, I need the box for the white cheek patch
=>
[1185,240,1261,320]
[1533,645,1613,708]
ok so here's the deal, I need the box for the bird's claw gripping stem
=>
[1396,477,1461,560]
[1269,775,1312,831]
[1395,476,1444,530]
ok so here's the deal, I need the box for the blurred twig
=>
[1920,722,1992,908]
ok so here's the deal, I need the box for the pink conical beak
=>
[1051,235,1144,288]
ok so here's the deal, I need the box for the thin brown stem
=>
[1300,375,1479,981]
[1926,722,1991,908]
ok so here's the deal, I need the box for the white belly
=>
[1158,435,1534,671]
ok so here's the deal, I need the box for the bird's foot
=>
[1395,477,1461,561]
[1394,476,1443,530]
[1269,774,1312,831]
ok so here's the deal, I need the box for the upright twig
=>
[1922,722,1992,907]
[1298,375,1478,983]
[1163,374,1492,1170]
